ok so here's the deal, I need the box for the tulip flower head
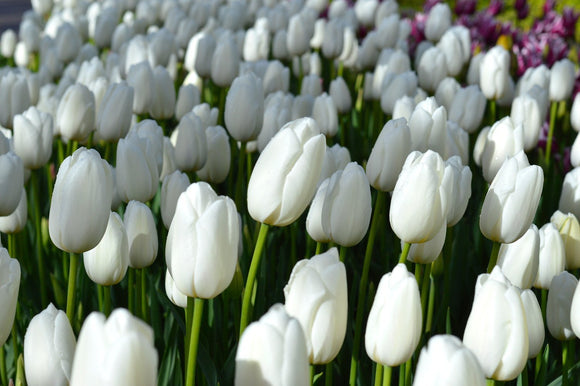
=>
[547,271,577,340]
[0,248,20,346]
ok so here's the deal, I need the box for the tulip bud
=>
[262,61,290,95]
[161,171,189,229]
[148,66,175,120]
[393,96,416,121]
[243,19,270,62]
[406,224,446,264]
[571,93,580,132]
[236,304,309,385]
[248,117,326,227]
[390,150,450,243]
[211,32,239,88]
[534,223,566,289]
[0,151,24,216]
[96,82,134,142]
[0,248,20,346]
[225,72,264,142]
[321,19,344,59]
[466,52,483,85]
[24,303,76,386]
[425,3,451,42]
[365,263,422,366]
[56,83,95,142]
[49,148,113,253]
[549,58,575,102]
[436,25,470,76]
[306,162,372,247]
[196,125,231,184]
[175,84,200,121]
[444,155,472,226]
[329,76,352,114]
[414,334,486,386]
[284,248,347,364]
[435,77,460,112]
[83,211,129,285]
[126,62,154,115]
[13,106,53,170]
[521,289,544,358]
[166,182,239,299]
[318,144,351,187]
[480,45,511,100]
[165,269,187,308]
[480,153,543,243]
[408,97,447,155]
[185,32,215,76]
[124,201,158,269]
[172,112,207,172]
[551,211,580,269]
[287,12,314,57]
[559,167,580,220]
[448,85,486,134]
[463,267,528,381]
[55,23,82,64]
[510,92,544,151]
[380,71,418,115]
[70,309,158,386]
[116,132,160,203]
[496,225,540,289]
[570,276,580,339]
[572,132,580,168]
[0,71,32,129]
[417,46,447,92]
[0,188,27,234]
[312,93,339,138]
[480,117,525,182]
[1,29,17,58]
[547,271,577,340]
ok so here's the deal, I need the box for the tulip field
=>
[3,0,580,385]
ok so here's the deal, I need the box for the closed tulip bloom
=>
[284,248,347,364]
[13,106,53,169]
[436,25,470,76]
[160,171,189,229]
[116,133,159,203]
[312,93,338,138]
[380,71,418,115]
[443,156,471,226]
[571,93,580,132]
[24,303,76,386]
[520,289,544,358]
[417,46,448,92]
[126,62,154,115]
[0,151,24,216]
[0,188,27,234]
[480,117,525,182]
[175,84,200,121]
[49,148,113,253]
[287,12,314,57]
[534,223,566,289]
[0,248,20,346]
[301,74,323,97]
[393,96,416,121]
[445,121,469,165]
[172,113,207,172]
[480,154,543,243]
[496,225,540,289]
[307,162,372,247]
[390,150,450,244]
[166,182,239,299]
[365,263,422,366]
[56,83,95,142]
[236,303,309,386]
[559,167,580,220]
[70,309,158,386]
[148,66,175,120]
[196,125,231,184]
[1,29,17,58]
[406,224,446,264]
[225,72,264,142]
[549,58,576,102]
[413,334,485,386]
[425,3,451,42]
[547,271,577,340]
[321,19,344,59]
[572,132,580,168]
[408,97,447,155]
[0,71,31,129]
[551,211,580,269]
[83,212,129,285]
[329,76,352,114]
[318,144,351,187]
[243,20,270,62]
[448,85,486,134]
[55,23,82,63]
[96,82,134,142]
[570,277,580,338]
[211,32,239,88]
[510,92,544,151]
[480,45,511,100]
[93,8,117,49]
[184,32,214,76]
[262,61,290,95]
[247,117,326,227]
[124,201,158,269]
[165,269,187,309]
[515,64,551,97]
[463,267,528,381]
[435,77,460,112]
[467,52,483,85]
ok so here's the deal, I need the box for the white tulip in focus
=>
[165,269,187,309]
[549,58,576,102]
[571,93,580,132]
[365,263,422,366]
[0,151,24,216]
[479,45,511,100]
[406,224,446,264]
[534,223,566,290]
[166,182,239,299]
[306,162,372,247]
[83,211,129,286]
[49,148,113,253]
[0,248,20,346]
[124,201,158,269]
[570,277,580,338]
[520,289,544,358]
[196,125,231,184]
[510,91,545,152]
[56,83,95,142]
[444,156,472,226]
[24,304,76,386]
[479,153,543,244]
[496,225,540,289]
[390,150,450,244]
[547,271,577,340]
[318,144,351,187]
[480,117,525,183]
[13,106,53,169]
[551,211,580,269]
[70,309,158,386]
[225,72,264,142]
[559,167,580,220]
[235,304,309,386]
[413,334,485,386]
[0,188,27,234]
[247,117,326,227]
[284,248,347,364]
[160,170,189,229]
[116,132,159,203]
[463,266,528,381]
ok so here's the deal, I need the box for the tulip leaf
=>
[547,360,580,386]
[49,272,66,309]
[197,341,218,386]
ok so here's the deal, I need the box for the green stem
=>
[0,345,6,386]
[486,380,495,386]
[349,191,385,386]
[489,99,496,125]
[104,285,112,316]
[545,101,558,167]
[298,57,304,93]
[128,268,135,315]
[425,270,435,335]
[235,142,246,211]
[97,284,104,313]
[325,362,333,386]
[404,358,412,386]
[383,365,392,386]
[315,242,323,255]
[420,263,431,328]
[541,289,547,323]
[339,246,347,262]
[218,87,227,127]
[311,365,315,385]
[486,241,500,273]
[374,362,383,386]
[562,339,572,386]
[66,253,78,324]
[185,298,194,364]
[399,243,411,264]
[185,297,204,386]
[32,170,48,306]
[240,223,269,337]
[398,362,405,386]
[141,268,147,321]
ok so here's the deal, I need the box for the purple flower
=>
[562,7,580,39]
[423,0,441,13]
[515,0,530,19]
[486,0,504,16]
[455,0,476,16]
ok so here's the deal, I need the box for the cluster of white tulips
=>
[1,0,580,385]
